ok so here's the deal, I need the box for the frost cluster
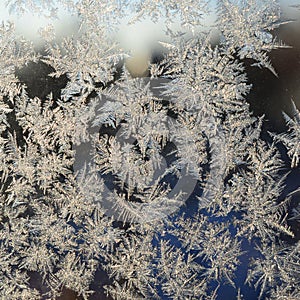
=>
[0,1,299,299]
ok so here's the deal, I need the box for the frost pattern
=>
[273,101,300,168]
[0,1,299,300]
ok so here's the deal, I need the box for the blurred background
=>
[1,0,299,132]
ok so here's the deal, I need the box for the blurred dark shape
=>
[16,61,68,101]
[56,288,82,300]
[246,19,300,132]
